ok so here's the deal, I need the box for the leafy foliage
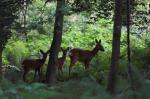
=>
[3,33,50,66]
[0,77,115,99]
[0,0,150,98]
[0,0,29,49]
[131,0,150,34]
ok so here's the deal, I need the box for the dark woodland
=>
[0,0,149,99]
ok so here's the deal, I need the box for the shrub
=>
[3,40,29,66]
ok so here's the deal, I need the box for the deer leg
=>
[57,67,60,75]
[38,69,41,82]
[34,69,38,80]
[84,62,90,75]
[69,57,77,76]
[23,72,26,82]
[59,68,63,75]
[59,65,63,75]
[57,65,60,76]
[23,69,28,82]
[84,62,90,70]
[60,67,63,74]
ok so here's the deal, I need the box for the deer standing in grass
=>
[57,47,69,74]
[69,39,105,76]
[22,49,49,82]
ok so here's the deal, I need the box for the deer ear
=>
[67,47,70,50]
[60,47,64,51]
[99,39,101,43]
[48,49,50,52]
[95,39,99,43]
[46,49,50,54]
[40,50,45,54]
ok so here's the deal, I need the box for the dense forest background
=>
[0,0,150,99]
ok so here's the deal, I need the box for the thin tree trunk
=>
[127,0,133,83]
[23,0,28,41]
[0,44,2,81]
[106,0,123,94]
[126,0,136,98]
[46,0,65,84]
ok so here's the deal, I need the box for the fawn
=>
[22,49,49,82]
[57,47,69,74]
[69,39,104,75]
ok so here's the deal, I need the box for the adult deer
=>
[69,39,104,76]
[22,49,49,82]
[57,47,69,74]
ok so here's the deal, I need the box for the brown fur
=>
[69,39,104,75]
[22,50,49,82]
[57,47,69,74]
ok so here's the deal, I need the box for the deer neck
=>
[91,46,99,57]
[62,53,67,60]
[41,56,47,63]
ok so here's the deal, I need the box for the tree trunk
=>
[126,0,136,98]
[106,0,123,94]
[0,44,2,81]
[46,0,65,84]
[23,0,28,41]
[127,0,133,83]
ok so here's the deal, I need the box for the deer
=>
[22,49,49,82]
[57,47,69,74]
[69,39,105,76]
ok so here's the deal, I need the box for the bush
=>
[0,77,116,99]
[3,40,29,66]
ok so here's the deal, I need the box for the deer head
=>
[39,49,49,61]
[95,39,105,52]
[60,47,69,57]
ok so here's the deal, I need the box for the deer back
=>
[57,47,69,68]
[69,39,104,62]
[22,49,49,70]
